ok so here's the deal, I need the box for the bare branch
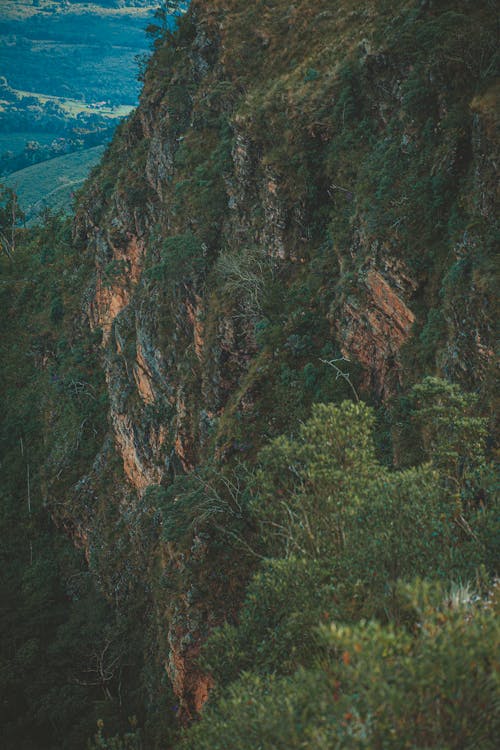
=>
[319,357,359,402]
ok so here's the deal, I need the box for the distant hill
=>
[0,2,159,105]
[0,1,163,221]
[5,145,105,223]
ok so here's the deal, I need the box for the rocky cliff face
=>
[67,0,498,719]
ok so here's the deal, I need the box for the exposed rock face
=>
[440,80,499,385]
[91,234,145,343]
[167,614,215,721]
[338,269,416,398]
[68,0,497,721]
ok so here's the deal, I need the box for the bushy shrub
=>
[410,376,488,498]
[202,557,334,683]
[183,376,497,748]
[182,582,500,750]
[148,232,206,289]
[252,400,382,558]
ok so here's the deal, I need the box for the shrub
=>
[252,400,381,558]
[410,376,488,500]
[182,581,500,750]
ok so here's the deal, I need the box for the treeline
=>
[0,126,116,177]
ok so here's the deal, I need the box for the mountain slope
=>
[67,0,498,724]
[1,1,498,747]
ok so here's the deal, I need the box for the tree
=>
[0,185,24,259]
[146,2,185,45]
[253,401,382,558]
[410,377,488,503]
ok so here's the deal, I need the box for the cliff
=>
[2,1,497,746]
[64,0,498,724]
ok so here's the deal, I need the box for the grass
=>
[5,145,105,223]
[0,2,159,21]
[12,89,134,118]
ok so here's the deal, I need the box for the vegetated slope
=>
[0,1,174,183]
[5,145,106,222]
[1,0,498,748]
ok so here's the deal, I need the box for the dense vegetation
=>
[0,0,498,748]
[180,392,498,748]
[1,209,498,749]
[0,209,146,747]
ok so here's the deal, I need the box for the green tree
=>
[0,184,24,259]
[146,2,185,45]
[253,401,382,557]
[182,581,500,750]
[410,376,488,502]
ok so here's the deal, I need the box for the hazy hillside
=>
[0,1,159,105]
[5,144,105,222]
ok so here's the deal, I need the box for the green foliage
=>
[304,67,320,83]
[4,146,106,224]
[152,462,254,556]
[417,308,447,365]
[171,121,232,248]
[148,232,205,289]
[334,465,496,613]
[183,581,500,750]
[410,376,488,498]
[0,214,146,749]
[0,183,24,229]
[187,376,497,747]
[88,718,142,750]
[2,3,498,749]
[146,2,186,46]
[253,401,380,557]
[1,2,154,107]
[202,556,334,684]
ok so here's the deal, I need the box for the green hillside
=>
[0,1,158,180]
[0,132,57,153]
[5,145,105,222]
